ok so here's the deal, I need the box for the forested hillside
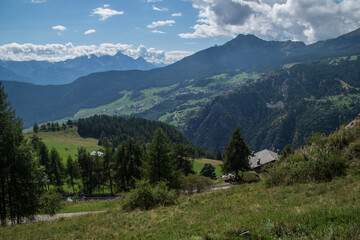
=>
[77,115,192,147]
[185,57,360,152]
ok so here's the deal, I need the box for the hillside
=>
[24,127,100,161]
[2,175,360,239]
[185,57,360,152]
[3,29,360,129]
[0,52,155,85]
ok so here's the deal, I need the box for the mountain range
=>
[0,52,155,85]
[2,28,360,152]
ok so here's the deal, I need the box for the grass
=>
[59,199,122,214]
[2,175,360,239]
[193,158,223,179]
[24,127,100,162]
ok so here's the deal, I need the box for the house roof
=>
[249,149,279,169]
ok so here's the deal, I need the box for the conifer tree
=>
[145,128,180,189]
[114,137,142,192]
[223,127,251,176]
[0,82,44,225]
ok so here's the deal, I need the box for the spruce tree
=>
[223,127,251,176]
[145,128,180,189]
[114,137,142,192]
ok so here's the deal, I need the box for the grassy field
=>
[25,127,100,162]
[2,175,360,239]
[59,199,123,214]
[193,158,223,179]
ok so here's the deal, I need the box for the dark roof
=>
[249,149,278,169]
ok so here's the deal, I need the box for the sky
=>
[0,0,360,64]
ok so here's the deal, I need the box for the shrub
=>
[122,180,179,211]
[40,190,63,216]
[181,174,213,195]
[200,163,217,180]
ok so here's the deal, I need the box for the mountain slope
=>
[0,52,155,85]
[3,28,360,128]
[184,58,360,152]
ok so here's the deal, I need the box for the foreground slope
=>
[185,57,360,152]
[1,176,360,239]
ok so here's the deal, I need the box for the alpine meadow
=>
[1,0,360,239]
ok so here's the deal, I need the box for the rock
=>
[239,231,251,237]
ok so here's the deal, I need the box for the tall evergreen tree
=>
[0,82,44,225]
[223,127,251,176]
[66,156,79,194]
[77,147,94,194]
[103,141,114,194]
[114,137,142,192]
[145,128,180,188]
[49,148,65,190]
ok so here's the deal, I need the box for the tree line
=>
[30,130,198,195]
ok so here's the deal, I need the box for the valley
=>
[1,20,360,239]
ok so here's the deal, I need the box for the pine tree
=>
[145,128,180,189]
[114,137,142,192]
[66,156,79,194]
[49,148,65,190]
[223,127,251,176]
[0,82,44,225]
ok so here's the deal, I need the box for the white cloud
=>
[147,0,162,2]
[84,29,96,35]
[92,5,124,21]
[152,30,165,34]
[147,20,175,28]
[0,43,193,64]
[52,25,66,31]
[180,0,360,43]
[172,13,182,17]
[153,6,168,12]
[31,0,46,3]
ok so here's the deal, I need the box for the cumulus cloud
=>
[52,25,66,31]
[84,29,96,35]
[0,43,193,64]
[92,5,124,21]
[147,20,175,28]
[152,30,165,34]
[147,0,162,2]
[152,6,168,12]
[172,13,182,17]
[180,0,360,43]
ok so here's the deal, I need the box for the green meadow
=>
[2,175,360,239]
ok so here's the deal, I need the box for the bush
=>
[40,190,63,216]
[266,149,348,186]
[122,180,179,211]
[200,163,217,180]
[181,174,214,195]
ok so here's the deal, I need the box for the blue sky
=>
[1,0,359,63]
